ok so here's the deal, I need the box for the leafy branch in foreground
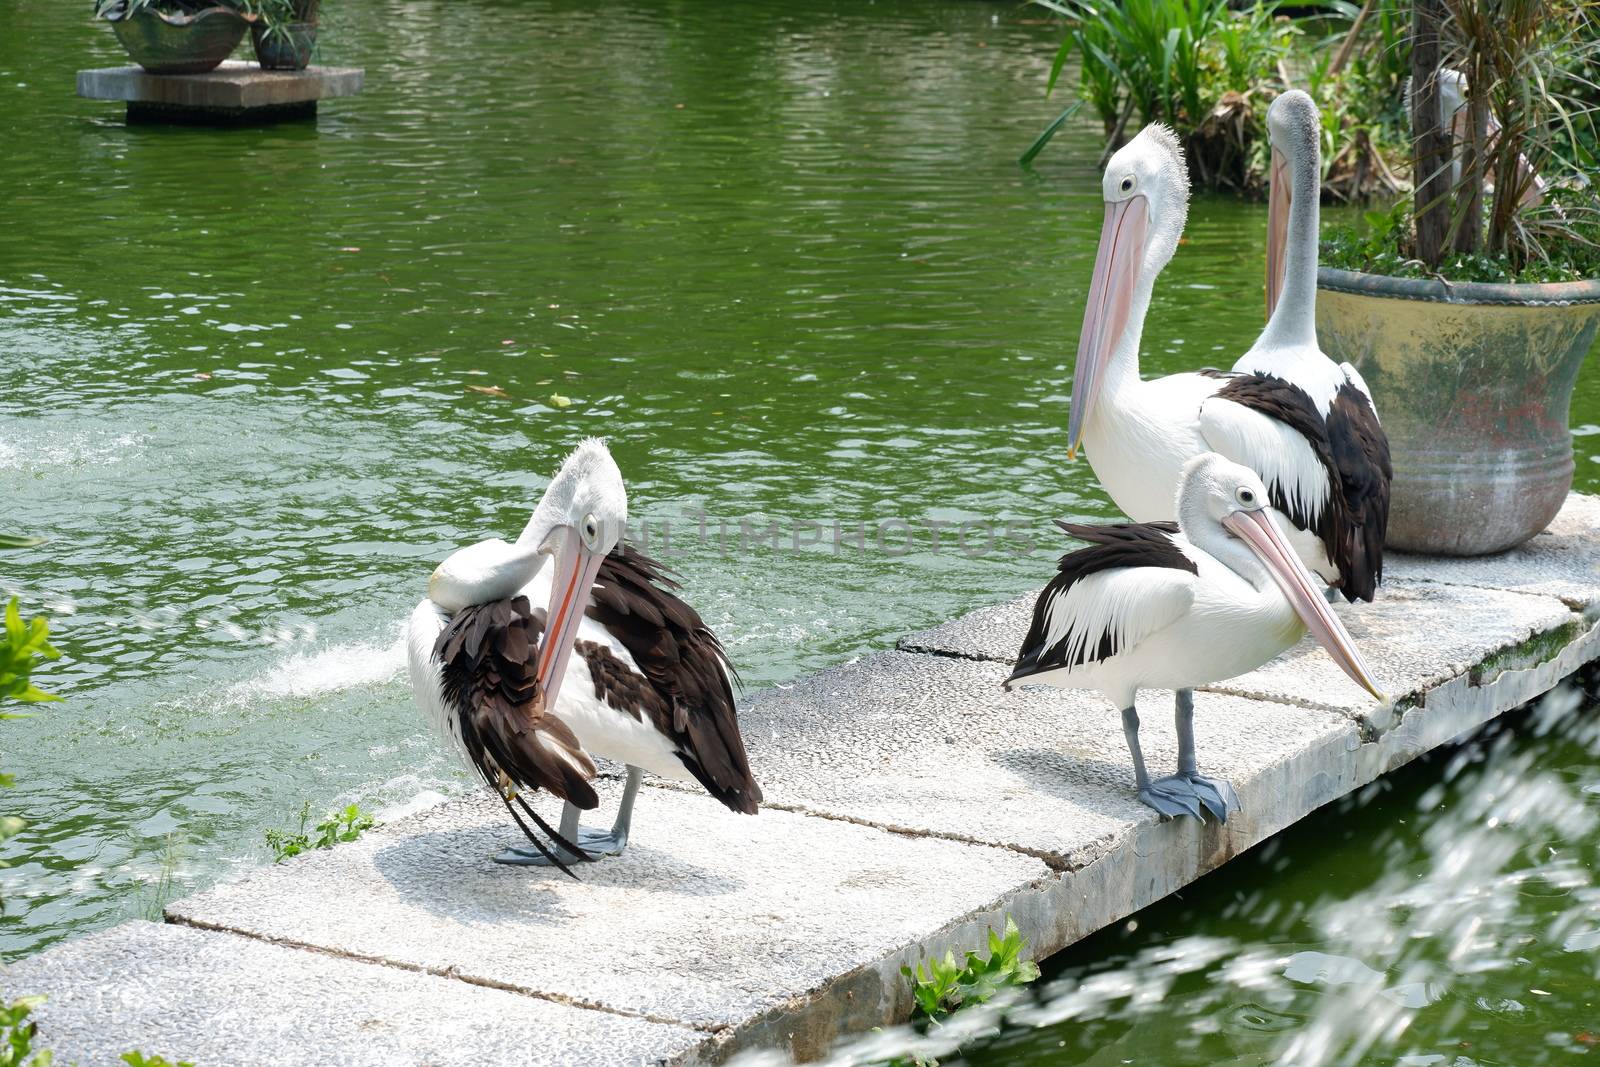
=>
[265,802,376,862]
[121,1051,195,1067]
[0,996,51,1067]
[1,599,60,711]
[2,599,60,907]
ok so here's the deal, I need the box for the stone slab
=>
[1385,494,1600,610]
[738,651,1357,870]
[901,578,1581,725]
[1205,582,1578,720]
[167,783,1050,1062]
[77,60,363,108]
[0,920,700,1067]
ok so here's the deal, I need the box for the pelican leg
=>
[493,766,643,867]
[570,765,642,857]
[1123,704,1201,821]
[1173,688,1240,823]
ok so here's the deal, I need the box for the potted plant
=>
[243,0,320,71]
[1315,0,1600,556]
[92,0,250,75]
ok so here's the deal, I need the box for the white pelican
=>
[1066,98,1391,603]
[407,439,762,872]
[1404,68,1547,210]
[1005,453,1384,821]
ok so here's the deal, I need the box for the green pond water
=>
[2,0,1598,1061]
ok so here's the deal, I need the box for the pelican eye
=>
[1119,176,1135,193]
[1235,486,1258,507]
[581,513,600,548]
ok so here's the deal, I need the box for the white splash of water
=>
[229,627,407,701]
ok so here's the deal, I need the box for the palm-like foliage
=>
[1414,0,1600,270]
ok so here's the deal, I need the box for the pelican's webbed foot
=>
[494,765,643,868]
[1139,776,1205,821]
[1180,772,1241,823]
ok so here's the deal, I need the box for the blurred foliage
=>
[1,599,59,907]
[1,600,61,711]
[0,997,50,1067]
[121,1052,195,1067]
[265,801,376,862]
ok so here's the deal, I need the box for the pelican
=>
[1403,68,1547,210]
[1005,453,1384,821]
[1066,97,1391,603]
[407,439,762,871]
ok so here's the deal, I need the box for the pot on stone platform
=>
[250,19,316,70]
[1315,267,1600,556]
[105,6,249,75]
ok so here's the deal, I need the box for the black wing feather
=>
[581,543,763,815]
[1214,373,1392,602]
[1006,521,1195,687]
[436,595,599,874]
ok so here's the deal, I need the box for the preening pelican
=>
[1066,99,1391,603]
[1005,453,1384,821]
[407,439,762,871]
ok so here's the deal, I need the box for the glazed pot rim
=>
[1318,266,1600,307]
[112,5,247,26]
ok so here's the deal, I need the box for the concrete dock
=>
[5,494,1599,1066]
[77,61,363,123]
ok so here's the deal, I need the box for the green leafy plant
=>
[92,0,248,21]
[1022,0,1411,199]
[121,1052,194,1067]
[1396,0,1600,276]
[135,832,185,922]
[1,600,61,710]
[0,996,51,1067]
[265,802,375,862]
[1,599,59,906]
[239,0,319,43]
[901,917,1040,1024]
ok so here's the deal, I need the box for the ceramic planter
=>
[109,6,248,75]
[250,20,317,70]
[1315,267,1600,556]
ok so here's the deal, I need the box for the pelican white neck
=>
[1066,124,1192,455]
[1260,90,1322,350]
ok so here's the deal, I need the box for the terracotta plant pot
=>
[1315,267,1600,556]
[250,20,317,71]
[109,6,248,75]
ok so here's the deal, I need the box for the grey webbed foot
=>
[492,843,588,867]
[1181,772,1241,823]
[492,824,630,867]
[1139,775,1204,820]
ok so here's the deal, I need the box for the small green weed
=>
[902,916,1040,1024]
[1,996,52,1067]
[121,1052,194,1067]
[265,801,376,862]
[0,599,59,711]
